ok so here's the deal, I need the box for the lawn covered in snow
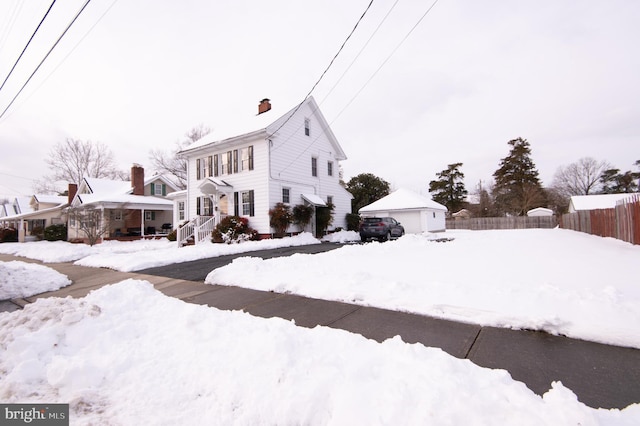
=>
[206,228,640,349]
[1,280,638,425]
[0,261,71,300]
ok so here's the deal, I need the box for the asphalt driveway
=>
[137,242,346,281]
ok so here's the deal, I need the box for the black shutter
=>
[208,156,213,177]
[214,155,219,177]
[248,146,254,170]
[249,190,255,217]
[227,151,233,175]
[233,150,238,173]
[234,192,239,216]
[196,197,201,215]
[196,159,201,180]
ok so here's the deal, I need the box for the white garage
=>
[359,188,448,233]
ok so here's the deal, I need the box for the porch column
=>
[101,206,105,243]
[18,218,25,243]
[141,209,145,236]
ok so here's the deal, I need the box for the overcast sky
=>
[1,0,638,200]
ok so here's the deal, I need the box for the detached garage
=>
[359,188,448,233]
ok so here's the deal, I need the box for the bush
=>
[166,229,177,241]
[269,202,292,237]
[212,216,259,244]
[316,202,335,236]
[346,213,361,231]
[292,204,314,231]
[43,224,67,241]
[31,226,45,240]
[0,228,18,243]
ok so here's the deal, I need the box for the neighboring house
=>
[359,188,448,233]
[67,165,178,243]
[452,209,472,220]
[0,195,68,242]
[568,193,639,213]
[526,207,553,217]
[175,97,353,244]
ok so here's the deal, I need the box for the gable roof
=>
[359,188,448,213]
[569,193,639,211]
[179,96,347,160]
[72,176,172,209]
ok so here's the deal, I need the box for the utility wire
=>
[6,0,120,119]
[0,0,92,121]
[266,0,375,139]
[331,0,440,124]
[0,0,58,93]
[0,0,25,53]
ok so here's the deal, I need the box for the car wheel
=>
[381,231,391,242]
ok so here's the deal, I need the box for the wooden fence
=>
[446,216,557,230]
[559,194,639,245]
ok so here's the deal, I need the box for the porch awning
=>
[301,193,326,206]
[198,178,233,193]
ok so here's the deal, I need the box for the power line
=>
[0,0,92,121]
[267,0,375,139]
[6,0,120,118]
[0,0,25,53]
[0,0,58,93]
[331,0,440,125]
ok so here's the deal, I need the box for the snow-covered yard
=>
[1,228,639,424]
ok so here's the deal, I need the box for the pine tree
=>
[428,163,468,214]
[492,137,545,216]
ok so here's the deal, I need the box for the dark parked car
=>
[359,217,405,242]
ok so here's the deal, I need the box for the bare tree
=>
[68,206,110,246]
[551,157,611,198]
[45,138,125,185]
[149,124,211,190]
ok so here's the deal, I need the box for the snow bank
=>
[1,280,637,424]
[207,229,640,349]
[0,261,71,299]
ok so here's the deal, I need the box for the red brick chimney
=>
[258,98,271,115]
[68,183,78,204]
[131,164,144,195]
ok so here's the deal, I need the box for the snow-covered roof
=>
[33,194,67,205]
[84,177,131,196]
[569,193,639,211]
[78,193,172,209]
[359,188,447,213]
[179,96,346,160]
[301,193,326,206]
[526,207,553,216]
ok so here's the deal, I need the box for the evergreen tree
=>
[428,163,468,214]
[345,173,390,213]
[492,137,545,216]
[599,168,639,193]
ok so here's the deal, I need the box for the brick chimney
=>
[68,183,77,204]
[258,98,271,115]
[131,164,144,195]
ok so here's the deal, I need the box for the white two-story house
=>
[175,96,353,243]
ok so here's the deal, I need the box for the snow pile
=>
[207,229,640,349]
[1,280,637,425]
[0,233,322,272]
[0,261,71,300]
[321,230,360,243]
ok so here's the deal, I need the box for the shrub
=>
[0,228,18,243]
[316,202,335,236]
[212,216,259,244]
[292,204,314,231]
[166,229,177,241]
[43,224,67,241]
[346,213,361,231]
[269,202,292,237]
[31,226,45,240]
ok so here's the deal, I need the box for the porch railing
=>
[177,216,216,246]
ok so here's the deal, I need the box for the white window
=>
[304,118,310,136]
[240,146,254,171]
[145,211,156,221]
[327,161,333,176]
[242,191,254,216]
[327,196,333,206]
[282,188,290,204]
[178,202,185,221]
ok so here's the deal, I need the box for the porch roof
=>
[301,193,327,206]
[198,177,233,193]
[76,194,173,210]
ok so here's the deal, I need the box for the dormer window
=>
[304,118,310,136]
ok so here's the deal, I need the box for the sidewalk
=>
[2,253,639,410]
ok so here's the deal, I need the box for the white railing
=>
[178,216,216,247]
[194,216,215,245]
[177,221,195,246]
